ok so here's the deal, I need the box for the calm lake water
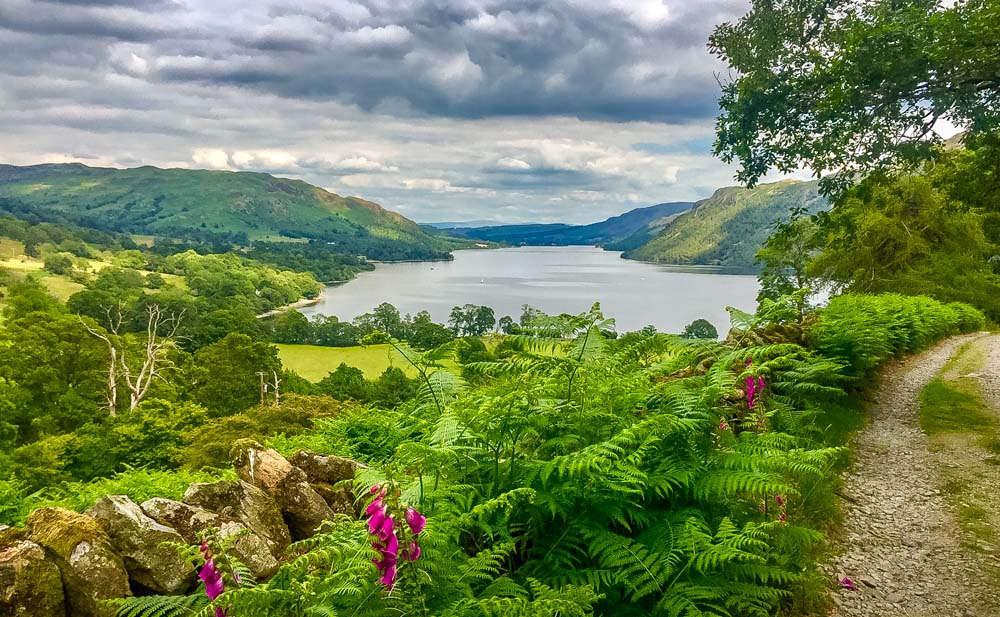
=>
[299,246,759,335]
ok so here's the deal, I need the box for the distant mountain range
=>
[0,163,456,261]
[423,220,509,229]
[438,180,827,269]
[439,201,694,247]
[0,163,827,269]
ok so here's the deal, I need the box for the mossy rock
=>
[25,508,130,617]
[0,541,66,617]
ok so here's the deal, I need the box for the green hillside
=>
[0,163,454,260]
[624,180,826,268]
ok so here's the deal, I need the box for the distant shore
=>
[257,293,325,319]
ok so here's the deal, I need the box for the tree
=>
[311,316,360,347]
[711,0,1000,193]
[755,216,824,317]
[681,319,719,340]
[498,315,515,334]
[188,334,282,416]
[520,304,541,326]
[408,320,454,350]
[471,305,496,336]
[448,305,470,336]
[449,304,496,336]
[0,312,109,444]
[2,277,62,319]
[43,253,74,275]
[145,273,165,289]
[371,302,405,338]
[369,367,417,407]
[82,304,184,415]
[809,175,1000,319]
[271,309,310,344]
[317,363,370,402]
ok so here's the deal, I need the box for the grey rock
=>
[141,498,222,543]
[184,480,291,558]
[26,507,131,617]
[88,496,195,595]
[219,521,279,580]
[0,541,66,617]
[232,442,334,540]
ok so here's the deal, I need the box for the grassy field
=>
[277,343,419,380]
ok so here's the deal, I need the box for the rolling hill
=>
[623,180,826,268]
[0,163,455,260]
[442,201,693,246]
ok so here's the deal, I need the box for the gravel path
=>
[829,333,993,617]
[977,335,1000,413]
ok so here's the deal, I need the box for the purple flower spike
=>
[383,531,399,560]
[379,563,398,587]
[365,496,384,517]
[405,506,426,535]
[199,560,225,600]
[377,514,395,542]
[407,540,421,561]
[367,505,388,535]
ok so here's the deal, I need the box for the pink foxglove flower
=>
[407,540,421,561]
[198,541,227,617]
[405,506,426,535]
[379,564,397,586]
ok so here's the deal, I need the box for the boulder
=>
[290,451,364,515]
[0,526,23,547]
[0,541,65,617]
[88,496,195,595]
[219,521,280,580]
[232,442,335,539]
[140,498,279,580]
[290,450,365,484]
[25,507,130,617]
[184,480,291,558]
[140,498,223,543]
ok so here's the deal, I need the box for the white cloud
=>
[191,148,231,169]
[497,157,531,169]
[340,25,412,48]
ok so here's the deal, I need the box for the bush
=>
[179,395,340,469]
[42,253,74,275]
[810,293,985,382]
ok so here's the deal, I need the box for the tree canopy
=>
[711,0,1000,193]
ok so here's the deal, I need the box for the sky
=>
[0,0,800,224]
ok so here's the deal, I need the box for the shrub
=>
[810,293,985,382]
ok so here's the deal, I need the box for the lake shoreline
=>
[257,294,325,319]
[297,246,759,333]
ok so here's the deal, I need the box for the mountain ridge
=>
[443,201,694,247]
[624,179,827,268]
[0,162,455,260]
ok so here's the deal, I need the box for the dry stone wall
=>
[0,445,365,617]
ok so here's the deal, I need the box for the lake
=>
[299,246,760,335]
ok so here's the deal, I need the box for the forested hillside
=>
[0,164,455,261]
[624,180,826,268]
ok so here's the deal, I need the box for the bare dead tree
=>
[268,370,281,406]
[81,304,185,415]
[258,370,282,406]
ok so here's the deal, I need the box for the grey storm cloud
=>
[0,0,744,120]
[0,0,797,224]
